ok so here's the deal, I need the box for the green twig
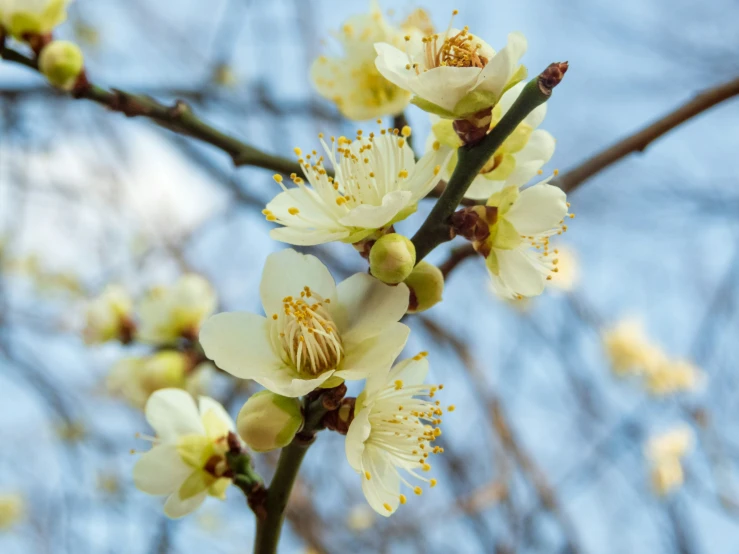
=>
[252,386,344,554]
[411,63,568,262]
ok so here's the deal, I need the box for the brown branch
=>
[557,76,739,193]
[439,244,478,278]
[1,45,305,176]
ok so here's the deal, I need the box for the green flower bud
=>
[237,391,303,452]
[404,261,444,313]
[38,40,84,91]
[369,233,416,284]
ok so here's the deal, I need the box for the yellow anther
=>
[422,463,431,472]
[401,125,412,137]
[414,486,423,495]
[394,379,403,390]
[399,494,407,505]
[293,147,302,156]
[364,471,371,480]
[383,503,392,512]
[288,207,300,215]
[273,174,283,183]
[398,169,409,179]
[397,138,405,148]
[430,479,438,487]
[272,314,278,320]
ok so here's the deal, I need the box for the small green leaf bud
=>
[236,391,303,452]
[369,233,416,284]
[404,261,444,313]
[38,40,84,91]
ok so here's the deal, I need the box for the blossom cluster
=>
[84,275,217,407]
[602,319,704,396]
[52,0,578,525]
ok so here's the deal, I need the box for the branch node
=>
[538,62,569,95]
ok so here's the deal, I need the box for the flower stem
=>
[253,439,311,554]
[251,387,343,554]
[411,63,568,263]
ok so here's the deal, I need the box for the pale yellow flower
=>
[645,426,693,496]
[0,493,25,530]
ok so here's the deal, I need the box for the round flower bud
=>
[237,391,303,453]
[39,41,84,91]
[369,233,416,284]
[404,261,444,313]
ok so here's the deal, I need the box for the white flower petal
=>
[504,184,567,235]
[337,323,410,381]
[388,357,429,386]
[464,174,506,200]
[374,42,417,93]
[334,274,409,342]
[360,447,401,516]
[505,130,556,187]
[269,227,351,246]
[260,249,337,316]
[198,396,235,432]
[145,389,204,442]
[133,445,192,495]
[474,32,528,99]
[338,190,412,229]
[164,490,207,519]
[199,312,283,380]
[412,66,481,112]
[266,188,344,230]
[254,368,335,398]
[405,144,454,202]
[345,406,372,471]
[496,249,547,297]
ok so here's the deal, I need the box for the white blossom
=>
[137,274,217,345]
[263,128,451,246]
[310,1,421,120]
[200,249,411,397]
[475,181,570,299]
[426,82,555,199]
[345,354,447,516]
[83,284,133,344]
[375,12,527,119]
[133,389,239,518]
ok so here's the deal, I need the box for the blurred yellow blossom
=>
[547,245,579,291]
[310,1,423,120]
[83,284,134,344]
[0,493,25,530]
[346,504,375,531]
[645,426,693,496]
[136,274,216,345]
[603,318,704,395]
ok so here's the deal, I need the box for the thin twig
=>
[556,76,739,192]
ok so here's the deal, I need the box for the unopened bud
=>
[369,233,416,284]
[237,391,303,453]
[39,41,84,91]
[404,261,444,313]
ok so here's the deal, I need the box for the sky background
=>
[1,0,739,553]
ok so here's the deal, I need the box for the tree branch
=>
[556,76,739,193]
[252,386,345,554]
[411,63,568,262]
[0,45,305,176]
